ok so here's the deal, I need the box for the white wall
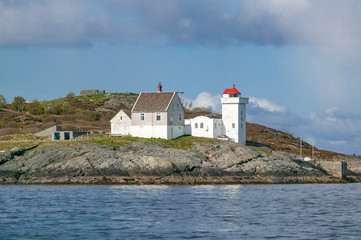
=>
[190,116,213,138]
[213,118,224,138]
[167,125,185,139]
[188,116,224,139]
[111,110,132,136]
[131,125,168,139]
[221,96,248,144]
[185,119,192,135]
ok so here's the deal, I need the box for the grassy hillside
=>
[0,93,138,135]
[0,92,356,160]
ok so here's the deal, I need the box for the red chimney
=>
[158,83,162,92]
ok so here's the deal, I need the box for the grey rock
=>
[0,141,341,184]
[94,107,113,113]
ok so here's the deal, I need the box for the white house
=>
[110,109,131,136]
[111,84,248,144]
[110,84,185,140]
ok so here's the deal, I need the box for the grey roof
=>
[132,92,175,112]
[122,109,131,118]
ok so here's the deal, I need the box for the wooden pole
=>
[312,140,314,160]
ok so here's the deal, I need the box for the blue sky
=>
[1,0,361,155]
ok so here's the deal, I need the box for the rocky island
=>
[0,135,358,184]
[1,92,360,184]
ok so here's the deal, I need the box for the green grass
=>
[41,97,68,108]
[0,132,218,152]
[0,134,48,150]
[78,134,202,150]
[40,93,138,109]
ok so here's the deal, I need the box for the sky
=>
[1,0,361,155]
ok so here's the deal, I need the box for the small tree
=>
[65,92,75,103]
[188,101,193,110]
[0,94,6,104]
[27,100,45,115]
[11,96,26,112]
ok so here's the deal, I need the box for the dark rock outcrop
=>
[0,141,344,184]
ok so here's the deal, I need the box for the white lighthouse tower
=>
[221,84,249,144]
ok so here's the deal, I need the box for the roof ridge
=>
[165,92,176,112]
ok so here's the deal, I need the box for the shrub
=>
[90,112,102,121]
[193,107,212,113]
[45,103,64,115]
[27,100,45,115]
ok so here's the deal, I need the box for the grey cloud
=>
[108,0,361,48]
[0,0,112,47]
[108,0,291,46]
[2,0,361,47]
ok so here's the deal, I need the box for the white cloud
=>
[184,92,221,113]
[249,105,361,155]
[249,97,286,113]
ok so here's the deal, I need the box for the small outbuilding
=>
[186,116,223,139]
[35,125,87,141]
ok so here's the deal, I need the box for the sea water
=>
[1,184,360,239]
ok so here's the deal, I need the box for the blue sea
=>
[1,184,361,239]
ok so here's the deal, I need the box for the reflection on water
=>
[0,184,360,239]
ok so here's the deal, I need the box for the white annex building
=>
[111,84,249,144]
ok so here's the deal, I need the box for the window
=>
[120,116,123,120]
[156,113,161,121]
[195,123,198,128]
[177,103,180,108]
[170,114,174,121]
[54,132,60,141]
[241,110,243,116]
[64,132,70,140]
[241,123,243,129]
[179,113,182,121]
[140,113,145,121]
[215,123,216,128]
[232,123,235,128]
[200,123,204,129]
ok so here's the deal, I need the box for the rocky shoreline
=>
[0,140,355,184]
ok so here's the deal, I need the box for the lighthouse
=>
[221,84,249,144]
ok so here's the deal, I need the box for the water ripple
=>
[0,184,361,239]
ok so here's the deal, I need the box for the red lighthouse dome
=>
[223,84,241,96]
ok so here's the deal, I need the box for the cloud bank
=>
[1,0,361,49]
